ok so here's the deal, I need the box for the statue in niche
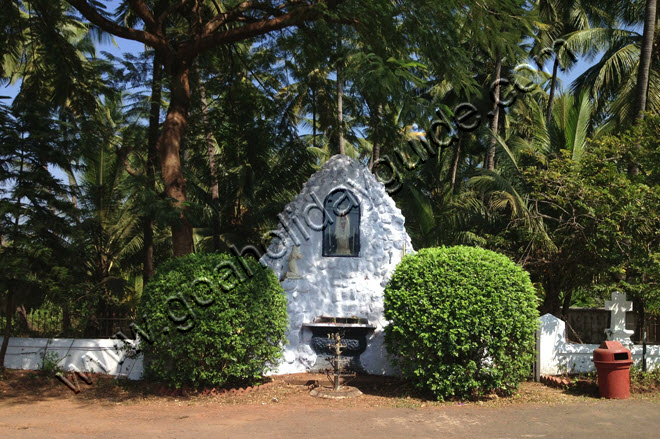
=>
[286,245,303,279]
[322,189,360,257]
[335,213,352,255]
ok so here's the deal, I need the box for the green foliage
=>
[40,351,63,374]
[0,100,82,336]
[630,366,660,391]
[138,253,288,389]
[384,246,539,400]
[2,0,657,368]
[522,114,660,315]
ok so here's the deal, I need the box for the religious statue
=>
[285,245,303,279]
[334,214,352,256]
[322,188,360,257]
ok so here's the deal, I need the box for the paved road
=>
[0,397,658,438]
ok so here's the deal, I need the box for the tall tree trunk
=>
[539,265,563,317]
[143,53,163,283]
[486,55,502,171]
[561,289,573,320]
[498,103,506,137]
[312,88,317,149]
[62,302,71,333]
[637,302,646,345]
[540,284,562,318]
[546,57,560,127]
[158,63,194,257]
[634,0,657,123]
[336,27,345,155]
[630,0,657,176]
[2,149,24,367]
[371,137,380,171]
[198,74,221,251]
[337,65,345,155]
[369,104,382,172]
[450,132,463,192]
[0,288,13,370]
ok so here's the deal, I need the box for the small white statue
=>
[286,245,303,279]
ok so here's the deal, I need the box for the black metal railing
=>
[566,308,660,345]
[1,309,135,339]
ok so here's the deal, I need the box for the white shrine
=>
[260,155,414,375]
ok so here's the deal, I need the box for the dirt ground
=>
[1,370,659,438]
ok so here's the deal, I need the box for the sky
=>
[555,61,592,91]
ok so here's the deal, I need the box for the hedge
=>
[138,253,288,389]
[384,246,538,400]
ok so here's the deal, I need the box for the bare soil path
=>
[1,371,658,438]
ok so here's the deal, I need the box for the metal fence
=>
[1,309,135,339]
[566,308,660,345]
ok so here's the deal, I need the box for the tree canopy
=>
[0,0,659,367]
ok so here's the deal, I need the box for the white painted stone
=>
[538,313,567,375]
[283,350,295,364]
[260,155,414,375]
[0,337,143,379]
[604,291,635,345]
[538,313,660,375]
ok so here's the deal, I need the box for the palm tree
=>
[181,43,320,252]
[73,97,145,332]
[530,0,608,126]
[487,90,600,316]
[2,1,110,115]
[143,53,163,281]
[278,22,371,163]
[461,2,533,171]
[513,93,595,163]
[564,1,658,130]
[634,0,658,122]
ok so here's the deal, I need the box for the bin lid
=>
[593,340,632,362]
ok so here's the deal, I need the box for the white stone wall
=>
[260,155,413,375]
[0,337,143,379]
[538,314,660,375]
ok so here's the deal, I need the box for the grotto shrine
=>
[260,154,413,375]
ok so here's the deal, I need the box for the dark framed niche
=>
[322,188,361,257]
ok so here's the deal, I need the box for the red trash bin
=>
[592,341,633,399]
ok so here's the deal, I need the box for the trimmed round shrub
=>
[384,246,538,400]
[138,253,288,389]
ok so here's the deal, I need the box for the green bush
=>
[630,366,660,392]
[40,351,63,374]
[384,246,538,400]
[138,253,288,389]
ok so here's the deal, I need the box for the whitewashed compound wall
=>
[538,314,660,375]
[0,337,143,379]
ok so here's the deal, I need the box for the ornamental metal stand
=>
[326,332,356,391]
[309,332,361,399]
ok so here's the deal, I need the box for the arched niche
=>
[322,188,360,257]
